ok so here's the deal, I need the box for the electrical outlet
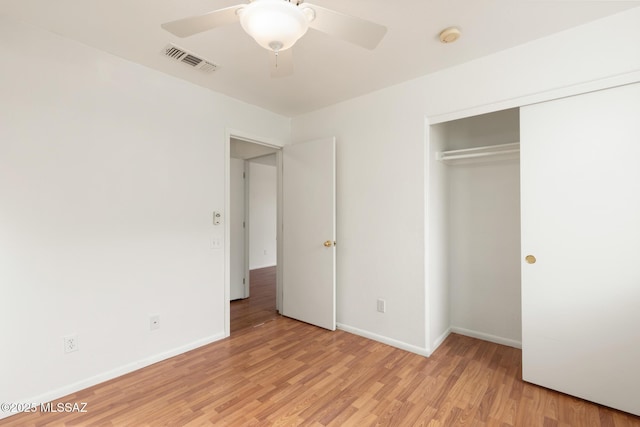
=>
[377,299,386,313]
[210,238,222,249]
[150,315,160,331]
[64,335,78,353]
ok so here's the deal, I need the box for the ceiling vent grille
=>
[161,44,218,73]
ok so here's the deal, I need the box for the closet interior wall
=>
[428,108,522,351]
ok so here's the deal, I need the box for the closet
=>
[428,82,640,416]
[428,108,522,349]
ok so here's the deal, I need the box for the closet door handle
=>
[525,255,537,264]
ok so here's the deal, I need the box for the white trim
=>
[243,160,251,298]
[450,326,522,349]
[250,263,277,270]
[337,323,431,357]
[275,150,283,314]
[430,327,452,355]
[224,129,231,338]
[0,333,226,421]
[423,117,432,358]
[428,69,640,125]
[226,129,285,150]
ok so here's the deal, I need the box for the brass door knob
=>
[525,255,537,264]
[324,240,334,247]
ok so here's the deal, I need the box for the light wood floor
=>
[3,269,639,426]
[231,266,278,333]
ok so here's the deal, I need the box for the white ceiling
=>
[2,1,638,117]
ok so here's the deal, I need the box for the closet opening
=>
[428,108,522,352]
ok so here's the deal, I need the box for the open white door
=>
[282,137,336,330]
[521,83,640,416]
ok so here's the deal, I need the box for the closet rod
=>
[438,142,519,163]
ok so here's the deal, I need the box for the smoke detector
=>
[439,27,461,44]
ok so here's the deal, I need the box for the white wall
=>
[248,159,277,269]
[292,7,640,355]
[439,110,520,151]
[292,85,429,354]
[0,16,289,414]
[423,8,640,122]
[448,160,521,345]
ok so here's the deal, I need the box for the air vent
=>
[161,44,218,73]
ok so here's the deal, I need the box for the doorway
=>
[225,133,337,335]
[229,137,280,333]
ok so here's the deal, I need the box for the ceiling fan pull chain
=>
[268,40,284,69]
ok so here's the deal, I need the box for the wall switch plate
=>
[150,315,160,331]
[64,334,78,353]
[377,299,386,313]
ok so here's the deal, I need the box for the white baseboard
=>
[0,332,226,421]
[450,326,521,349]
[249,263,277,270]
[337,323,430,357]
[430,328,452,354]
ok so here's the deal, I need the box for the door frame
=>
[242,159,250,298]
[224,129,284,337]
[230,158,250,300]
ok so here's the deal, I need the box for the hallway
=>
[230,266,278,332]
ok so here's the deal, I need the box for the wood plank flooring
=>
[231,266,278,333]
[3,268,639,426]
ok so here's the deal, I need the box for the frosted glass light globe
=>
[239,0,310,52]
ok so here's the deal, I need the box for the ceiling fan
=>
[161,0,387,77]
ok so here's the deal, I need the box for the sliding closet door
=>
[520,83,640,416]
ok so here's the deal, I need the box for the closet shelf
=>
[437,142,520,165]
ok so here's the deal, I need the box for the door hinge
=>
[243,278,245,284]
[243,172,246,179]
[243,221,245,228]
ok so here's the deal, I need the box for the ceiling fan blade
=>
[270,49,294,78]
[161,5,244,38]
[304,4,387,50]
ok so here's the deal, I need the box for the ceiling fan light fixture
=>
[239,0,310,52]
